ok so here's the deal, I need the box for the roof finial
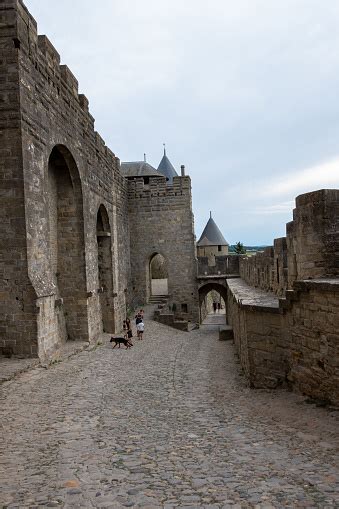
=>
[144,153,146,162]
[210,211,212,218]
[163,142,166,156]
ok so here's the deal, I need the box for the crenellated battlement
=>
[127,175,192,199]
[0,0,119,169]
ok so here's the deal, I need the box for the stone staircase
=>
[148,295,169,304]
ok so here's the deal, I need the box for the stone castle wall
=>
[227,190,339,404]
[128,176,199,321]
[0,0,131,361]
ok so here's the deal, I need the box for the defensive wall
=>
[226,189,339,405]
[0,0,132,362]
[0,0,199,361]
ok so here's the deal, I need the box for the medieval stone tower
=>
[0,0,199,362]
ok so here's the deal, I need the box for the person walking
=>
[213,301,217,313]
[136,320,145,340]
[125,317,133,344]
[217,302,221,312]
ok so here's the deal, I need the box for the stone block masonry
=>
[128,176,199,322]
[0,0,131,361]
[227,190,339,405]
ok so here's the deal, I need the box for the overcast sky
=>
[25,0,339,245]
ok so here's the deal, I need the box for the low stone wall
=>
[227,279,286,388]
[153,310,188,331]
[227,278,339,405]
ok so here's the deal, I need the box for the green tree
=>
[234,241,246,254]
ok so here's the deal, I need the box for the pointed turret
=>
[197,213,229,257]
[157,145,178,185]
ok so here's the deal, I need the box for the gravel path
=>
[0,314,338,508]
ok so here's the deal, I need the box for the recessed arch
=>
[48,144,87,342]
[96,204,114,332]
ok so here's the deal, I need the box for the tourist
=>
[217,302,221,312]
[135,312,143,325]
[136,320,145,340]
[213,301,217,313]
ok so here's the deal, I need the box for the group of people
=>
[212,301,222,313]
[120,309,145,348]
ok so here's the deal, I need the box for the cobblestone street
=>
[1,315,338,509]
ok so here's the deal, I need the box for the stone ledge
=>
[197,274,240,280]
[227,278,280,313]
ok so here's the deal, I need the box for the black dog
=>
[110,336,133,349]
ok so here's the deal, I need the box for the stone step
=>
[219,326,234,341]
[149,295,168,303]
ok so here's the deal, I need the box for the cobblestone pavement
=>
[1,313,338,509]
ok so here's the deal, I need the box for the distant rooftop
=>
[120,161,164,179]
[197,213,229,246]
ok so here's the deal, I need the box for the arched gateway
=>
[198,281,228,324]
[149,253,169,297]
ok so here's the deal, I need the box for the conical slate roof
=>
[157,148,178,184]
[197,214,229,247]
[120,161,163,178]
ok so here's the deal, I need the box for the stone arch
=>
[48,144,88,343]
[198,282,228,324]
[148,252,169,298]
[96,204,114,332]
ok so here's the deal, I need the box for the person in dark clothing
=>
[213,301,217,313]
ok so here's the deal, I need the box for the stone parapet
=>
[227,277,339,405]
[240,189,339,296]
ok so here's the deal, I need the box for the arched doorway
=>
[48,145,87,342]
[96,205,114,332]
[150,253,168,296]
[198,282,228,324]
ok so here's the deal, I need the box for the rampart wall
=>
[227,190,339,405]
[0,0,131,361]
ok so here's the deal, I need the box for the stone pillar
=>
[287,190,339,281]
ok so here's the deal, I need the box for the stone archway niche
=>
[96,204,114,332]
[198,282,228,324]
[150,253,168,296]
[48,145,88,343]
